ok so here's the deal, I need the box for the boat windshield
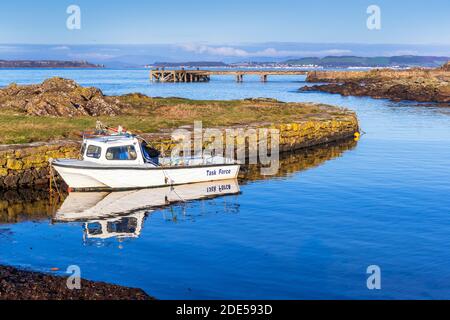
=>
[86,145,102,159]
[105,145,137,160]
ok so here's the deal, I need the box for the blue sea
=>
[1,69,450,299]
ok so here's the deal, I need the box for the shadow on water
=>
[0,188,59,224]
[0,137,358,242]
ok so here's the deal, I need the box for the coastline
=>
[302,63,450,103]
[0,265,152,300]
[0,60,104,69]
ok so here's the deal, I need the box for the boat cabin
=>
[80,135,159,166]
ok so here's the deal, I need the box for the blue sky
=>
[0,0,449,63]
[1,0,449,44]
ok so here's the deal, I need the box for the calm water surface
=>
[0,69,450,299]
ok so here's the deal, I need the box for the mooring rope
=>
[48,159,62,198]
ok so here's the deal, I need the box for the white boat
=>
[55,179,240,240]
[51,134,240,191]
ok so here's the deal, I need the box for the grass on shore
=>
[0,96,350,145]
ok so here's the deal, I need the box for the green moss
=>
[0,95,353,144]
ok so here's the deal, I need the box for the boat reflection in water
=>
[54,179,240,241]
[0,139,357,232]
[1,138,358,241]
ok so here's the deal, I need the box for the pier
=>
[150,69,309,83]
[149,70,211,83]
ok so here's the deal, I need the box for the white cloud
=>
[51,46,70,51]
[252,48,352,57]
[68,52,116,60]
[180,44,249,57]
[99,47,121,52]
[320,49,353,55]
[179,43,351,57]
[0,45,22,53]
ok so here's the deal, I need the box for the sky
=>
[0,0,449,63]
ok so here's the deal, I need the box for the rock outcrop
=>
[441,61,450,72]
[0,265,152,300]
[0,77,125,116]
[302,63,450,103]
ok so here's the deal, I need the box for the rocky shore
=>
[0,78,125,116]
[0,265,152,300]
[302,62,450,103]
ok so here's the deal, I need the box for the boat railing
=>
[159,155,236,167]
[82,131,135,140]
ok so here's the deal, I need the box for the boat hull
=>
[52,162,240,191]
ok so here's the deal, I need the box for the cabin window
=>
[86,145,102,159]
[106,145,137,161]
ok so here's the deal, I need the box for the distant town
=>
[146,56,450,69]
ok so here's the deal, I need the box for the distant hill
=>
[283,56,450,68]
[0,60,104,68]
[151,61,229,67]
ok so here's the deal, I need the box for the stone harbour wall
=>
[0,142,80,189]
[0,116,358,190]
[306,68,450,83]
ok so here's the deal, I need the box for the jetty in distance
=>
[149,68,309,83]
